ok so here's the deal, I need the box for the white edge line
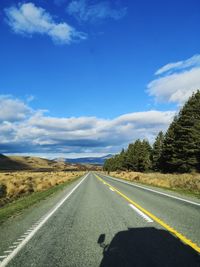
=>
[129,204,153,223]
[0,173,88,267]
[100,174,200,206]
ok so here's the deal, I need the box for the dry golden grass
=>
[0,171,85,204]
[108,171,200,194]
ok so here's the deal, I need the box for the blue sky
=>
[0,0,200,158]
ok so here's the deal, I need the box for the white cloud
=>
[114,111,174,126]
[0,95,175,155]
[148,54,200,104]
[0,95,32,122]
[155,54,200,75]
[67,0,127,23]
[5,2,86,44]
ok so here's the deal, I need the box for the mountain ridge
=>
[54,154,113,165]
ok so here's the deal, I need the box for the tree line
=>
[104,90,200,173]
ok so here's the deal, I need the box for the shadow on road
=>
[98,227,200,267]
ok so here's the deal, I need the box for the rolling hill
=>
[0,154,85,171]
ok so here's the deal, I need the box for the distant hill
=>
[0,154,85,171]
[55,154,113,165]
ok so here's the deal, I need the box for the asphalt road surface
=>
[0,172,200,267]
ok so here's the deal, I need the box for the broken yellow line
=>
[95,174,200,254]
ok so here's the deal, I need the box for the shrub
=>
[0,184,7,198]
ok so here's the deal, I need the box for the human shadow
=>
[98,227,200,267]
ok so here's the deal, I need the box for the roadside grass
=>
[0,171,85,204]
[105,171,200,199]
[0,175,82,224]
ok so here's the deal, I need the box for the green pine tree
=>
[137,139,152,172]
[161,90,200,173]
[152,131,164,171]
[125,143,135,170]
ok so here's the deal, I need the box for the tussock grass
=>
[0,171,85,207]
[0,176,82,223]
[108,171,200,197]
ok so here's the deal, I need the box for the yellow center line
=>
[95,173,200,254]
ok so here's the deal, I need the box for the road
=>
[0,172,200,267]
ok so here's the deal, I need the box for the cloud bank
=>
[148,54,200,104]
[5,2,86,44]
[0,95,175,155]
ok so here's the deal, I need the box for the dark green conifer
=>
[152,131,164,171]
